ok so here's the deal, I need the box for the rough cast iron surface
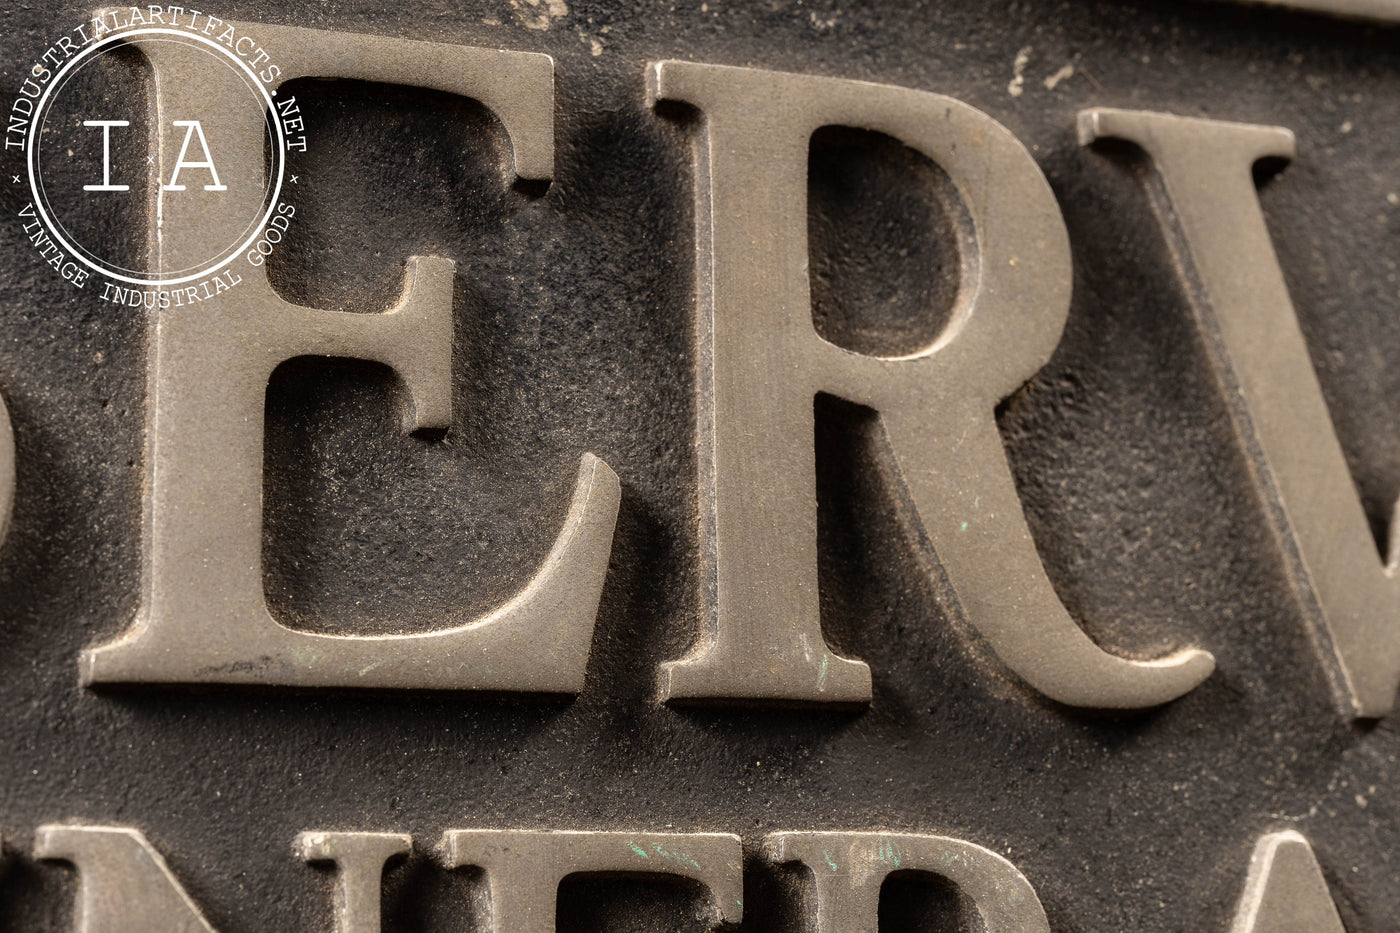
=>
[0,0,1398,930]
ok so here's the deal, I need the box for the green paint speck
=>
[959,521,968,532]
[818,653,829,687]
[823,849,838,872]
[653,844,702,871]
[628,842,649,858]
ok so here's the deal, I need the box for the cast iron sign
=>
[0,0,1397,930]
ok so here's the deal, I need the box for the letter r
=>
[650,62,1214,708]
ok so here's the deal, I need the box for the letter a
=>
[1231,831,1346,933]
[163,120,226,191]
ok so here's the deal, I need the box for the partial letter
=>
[764,831,1049,933]
[1081,107,1400,718]
[439,830,743,933]
[1231,831,1346,933]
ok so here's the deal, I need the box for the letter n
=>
[37,825,405,933]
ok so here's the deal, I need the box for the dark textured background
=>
[0,0,1398,930]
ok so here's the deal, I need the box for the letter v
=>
[1081,107,1400,719]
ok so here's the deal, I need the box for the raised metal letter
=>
[1080,107,1398,718]
[84,26,621,692]
[1231,831,1346,933]
[36,825,218,933]
[298,830,411,933]
[764,831,1049,933]
[438,829,743,933]
[649,61,1213,707]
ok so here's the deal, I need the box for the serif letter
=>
[649,61,1214,708]
[162,120,226,191]
[1080,107,1400,719]
[82,120,131,192]
[83,25,620,693]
